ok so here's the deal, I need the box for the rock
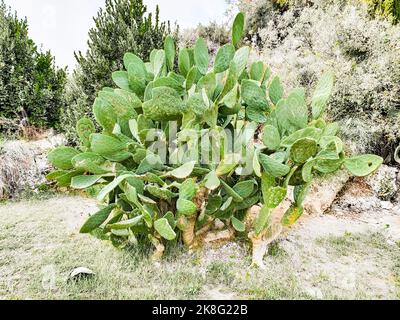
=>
[331,179,381,214]
[68,267,95,282]
[305,287,323,299]
[365,165,399,201]
[304,170,351,216]
[331,165,400,214]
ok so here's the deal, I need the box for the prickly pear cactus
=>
[47,13,383,263]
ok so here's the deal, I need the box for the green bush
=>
[366,0,400,24]
[0,117,21,139]
[61,0,175,144]
[48,13,382,265]
[0,1,66,130]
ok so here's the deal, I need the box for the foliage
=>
[61,0,174,143]
[0,117,21,139]
[0,1,66,130]
[240,0,400,162]
[366,0,400,24]
[48,12,382,260]
[180,21,230,59]
[241,0,400,28]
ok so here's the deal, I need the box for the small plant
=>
[47,12,382,265]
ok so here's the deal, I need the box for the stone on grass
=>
[68,267,95,282]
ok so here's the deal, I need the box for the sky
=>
[3,0,230,69]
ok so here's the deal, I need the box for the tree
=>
[0,1,66,131]
[62,0,176,143]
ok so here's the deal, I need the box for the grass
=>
[316,231,394,256]
[393,261,400,299]
[1,195,399,300]
[315,231,400,299]
[0,195,306,300]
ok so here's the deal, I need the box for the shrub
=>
[0,1,66,131]
[61,0,174,144]
[366,0,400,24]
[48,13,382,266]
[240,0,400,162]
[0,117,21,139]
[180,21,230,59]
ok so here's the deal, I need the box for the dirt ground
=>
[0,193,399,300]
